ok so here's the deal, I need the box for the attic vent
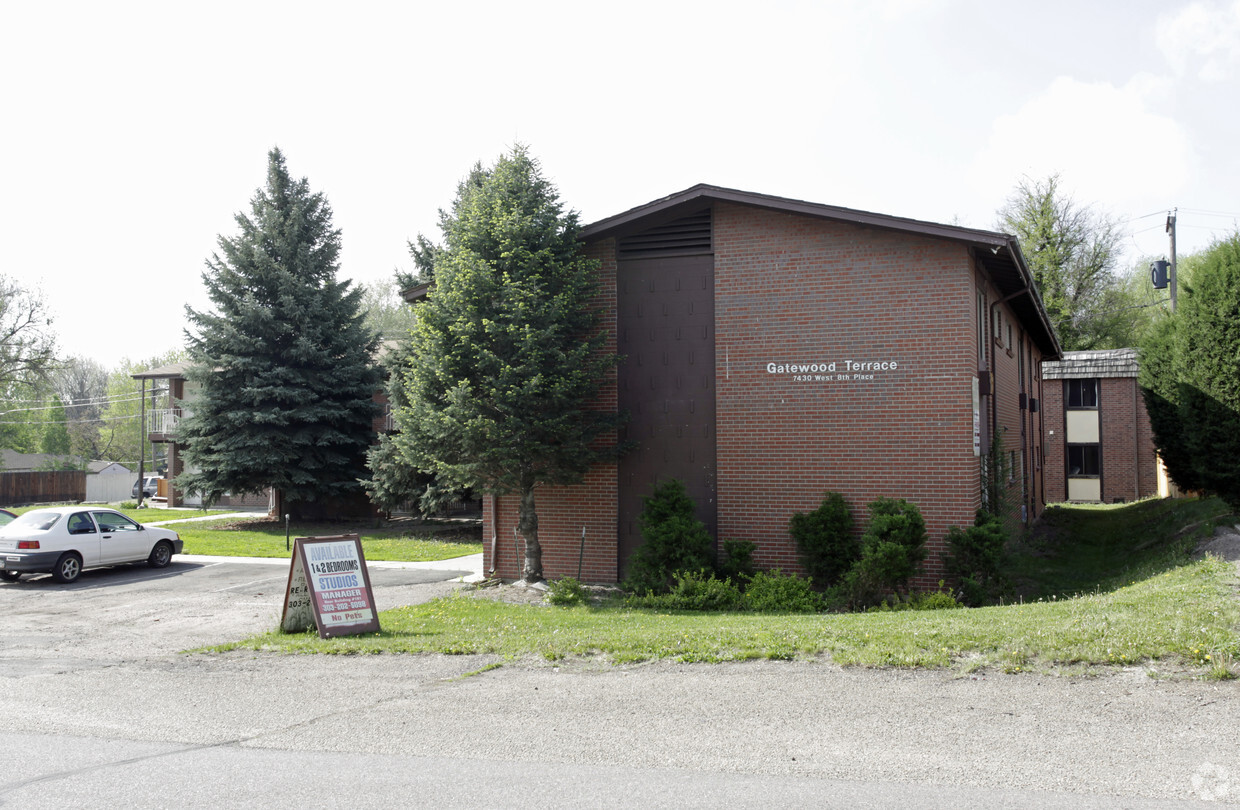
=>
[618,210,712,257]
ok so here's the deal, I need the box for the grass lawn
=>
[170,516,482,562]
[5,505,483,563]
[215,497,1240,675]
[9,504,219,522]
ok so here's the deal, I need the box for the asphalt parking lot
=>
[2,552,1239,807]
[0,553,476,676]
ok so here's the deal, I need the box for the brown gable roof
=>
[582,184,1062,359]
[1042,348,1139,380]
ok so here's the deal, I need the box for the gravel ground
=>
[2,535,1240,805]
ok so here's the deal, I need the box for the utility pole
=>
[137,378,146,508]
[1167,208,1178,311]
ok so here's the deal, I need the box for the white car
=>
[0,507,183,584]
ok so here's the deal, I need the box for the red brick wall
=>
[712,203,984,589]
[1043,379,1067,502]
[487,208,1053,589]
[1096,376,1157,503]
[1041,375,1159,504]
[982,287,1041,533]
[484,239,620,581]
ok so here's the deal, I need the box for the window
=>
[68,513,96,535]
[9,510,62,531]
[977,292,986,366]
[1067,378,1099,408]
[92,511,141,532]
[1067,444,1100,477]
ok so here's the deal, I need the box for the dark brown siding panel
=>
[617,254,716,576]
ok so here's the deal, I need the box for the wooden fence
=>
[0,471,86,506]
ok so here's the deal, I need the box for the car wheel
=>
[0,571,20,583]
[52,553,82,583]
[148,540,173,569]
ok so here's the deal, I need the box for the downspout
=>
[1133,378,1140,502]
[489,494,498,577]
[1037,366,1046,512]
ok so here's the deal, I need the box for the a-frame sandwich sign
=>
[281,534,380,639]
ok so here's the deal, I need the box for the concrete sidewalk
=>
[141,512,258,526]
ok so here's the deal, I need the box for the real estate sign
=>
[281,534,380,639]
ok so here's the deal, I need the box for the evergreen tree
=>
[623,478,714,595]
[1138,316,1202,492]
[1175,233,1240,508]
[385,146,621,581]
[789,491,857,588]
[178,149,379,515]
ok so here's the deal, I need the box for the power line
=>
[0,413,143,426]
[0,387,168,406]
[1178,207,1240,219]
[0,394,152,416]
[1122,210,1170,224]
[1180,223,1238,232]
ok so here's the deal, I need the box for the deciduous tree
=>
[52,356,109,461]
[997,175,1124,350]
[0,274,57,389]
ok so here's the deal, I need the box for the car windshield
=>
[5,510,63,532]
[0,511,14,527]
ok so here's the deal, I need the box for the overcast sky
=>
[4,0,1238,371]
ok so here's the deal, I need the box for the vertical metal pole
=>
[137,379,146,508]
[1167,209,1178,312]
[285,513,291,552]
[577,526,586,580]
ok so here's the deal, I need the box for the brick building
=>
[480,185,1062,587]
[1041,349,1159,503]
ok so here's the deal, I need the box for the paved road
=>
[1,555,1238,808]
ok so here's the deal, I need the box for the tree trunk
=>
[517,483,543,582]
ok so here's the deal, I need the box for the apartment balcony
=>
[147,409,180,443]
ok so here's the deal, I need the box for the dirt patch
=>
[1195,523,1240,563]
[466,578,623,605]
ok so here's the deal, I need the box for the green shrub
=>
[871,582,963,611]
[944,510,1010,606]
[744,570,822,613]
[628,570,743,611]
[845,498,928,607]
[717,538,757,583]
[547,577,590,607]
[789,491,858,588]
[909,588,963,611]
[623,479,714,595]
